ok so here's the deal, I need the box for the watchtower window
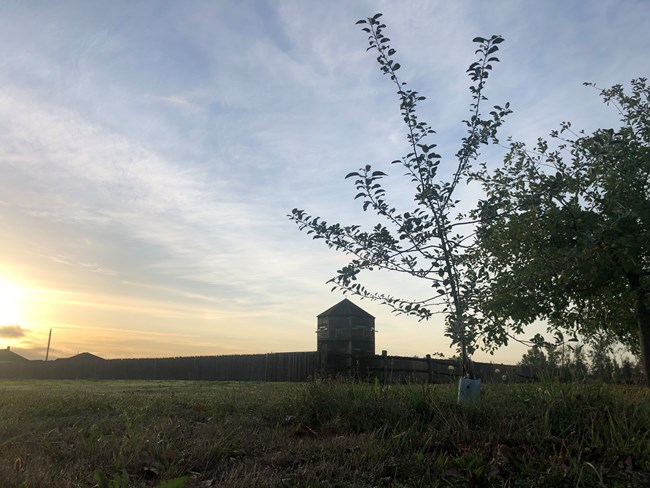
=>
[317,323,328,339]
[352,325,371,337]
[335,328,350,338]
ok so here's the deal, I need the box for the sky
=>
[0,0,648,363]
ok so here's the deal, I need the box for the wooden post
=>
[45,328,52,361]
[426,354,432,384]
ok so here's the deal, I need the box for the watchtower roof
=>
[317,298,374,319]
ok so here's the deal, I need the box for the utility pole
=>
[45,328,52,361]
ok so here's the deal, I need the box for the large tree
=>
[469,78,650,383]
[290,14,510,376]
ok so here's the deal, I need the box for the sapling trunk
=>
[635,288,650,386]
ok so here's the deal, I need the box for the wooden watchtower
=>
[316,298,375,375]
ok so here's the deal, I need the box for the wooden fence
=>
[343,352,537,383]
[0,352,318,382]
[0,351,536,383]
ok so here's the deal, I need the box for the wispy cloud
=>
[0,325,27,338]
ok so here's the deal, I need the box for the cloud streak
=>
[0,325,27,338]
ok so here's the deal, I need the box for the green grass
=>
[0,379,648,487]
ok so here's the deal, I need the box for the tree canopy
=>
[469,78,650,382]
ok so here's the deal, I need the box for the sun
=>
[0,278,23,325]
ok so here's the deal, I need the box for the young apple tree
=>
[290,13,510,376]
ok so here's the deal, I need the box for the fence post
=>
[264,353,268,381]
[426,354,432,384]
[381,350,387,384]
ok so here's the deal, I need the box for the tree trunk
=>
[635,288,650,386]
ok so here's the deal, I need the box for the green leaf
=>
[157,477,188,488]
[94,471,109,488]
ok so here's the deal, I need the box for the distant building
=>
[56,352,105,362]
[316,298,375,375]
[0,346,29,363]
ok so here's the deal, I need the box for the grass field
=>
[0,379,648,487]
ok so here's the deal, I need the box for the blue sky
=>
[0,0,648,362]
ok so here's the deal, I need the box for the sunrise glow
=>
[0,278,24,326]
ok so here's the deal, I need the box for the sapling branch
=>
[291,13,510,377]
